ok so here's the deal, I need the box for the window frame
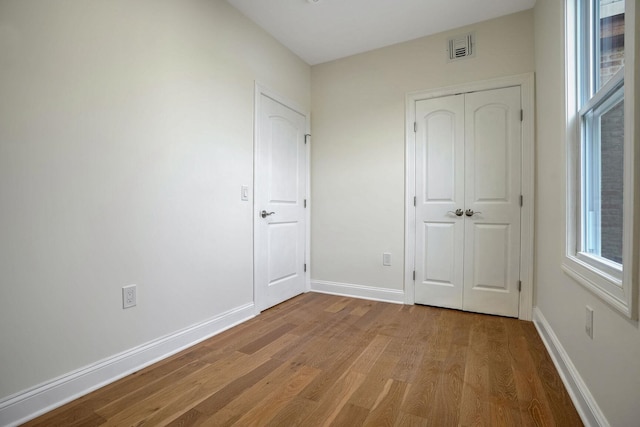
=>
[578,79,623,272]
[564,0,638,319]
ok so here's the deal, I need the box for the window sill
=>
[575,252,622,279]
[562,255,632,318]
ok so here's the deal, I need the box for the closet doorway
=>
[404,75,535,319]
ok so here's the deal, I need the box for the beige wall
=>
[534,0,640,425]
[310,11,534,290]
[0,0,309,399]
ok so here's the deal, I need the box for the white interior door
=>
[414,94,465,309]
[414,86,522,317]
[463,87,521,317]
[255,93,307,312]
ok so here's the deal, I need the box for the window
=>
[565,0,637,318]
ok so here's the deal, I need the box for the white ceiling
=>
[226,0,537,65]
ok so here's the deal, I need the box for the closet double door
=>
[414,86,522,317]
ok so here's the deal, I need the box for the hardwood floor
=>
[24,293,583,426]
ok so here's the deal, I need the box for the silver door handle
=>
[447,209,464,217]
[261,210,275,218]
[465,209,482,217]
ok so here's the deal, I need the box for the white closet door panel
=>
[414,95,465,309]
[463,86,521,317]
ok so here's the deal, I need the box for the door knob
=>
[261,210,275,218]
[465,209,482,217]
[447,209,464,217]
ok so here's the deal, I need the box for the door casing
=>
[253,83,311,314]
[404,73,535,320]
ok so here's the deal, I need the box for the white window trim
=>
[564,0,638,319]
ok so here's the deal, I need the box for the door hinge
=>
[304,199,307,208]
[304,263,307,272]
[520,110,523,122]
[414,122,417,133]
[305,134,310,144]
[518,280,522,292]
[520,195,523,207]
[413,196,416,207]
[413,271,416,281]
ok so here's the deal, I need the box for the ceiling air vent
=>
[447,33,475,61]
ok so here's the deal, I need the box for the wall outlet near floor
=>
[383,252,392,266]
[123,285,137,309]
[585,306,594,339]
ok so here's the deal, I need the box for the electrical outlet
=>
[383,252,392,266]
[585,306,594,339]
[123,285,137,309]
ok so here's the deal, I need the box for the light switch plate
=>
[241,185,249,201]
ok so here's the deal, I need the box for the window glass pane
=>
[583,91,624,264]
[598,0,624,89]
[599,98,624,263]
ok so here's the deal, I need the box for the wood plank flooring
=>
[24,293,583,426]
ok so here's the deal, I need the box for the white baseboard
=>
[310,280,405,304]
[532,307,609,427]
[0,303,256,427]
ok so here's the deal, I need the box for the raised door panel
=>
[471,223,510,291]
[415,221,462,309]
[472,105,510,202]
[424,111,457,202]
[269,117,299,204]
[423,222,455,284]
[267,222,299,285]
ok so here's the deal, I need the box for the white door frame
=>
[404,73,535,320]
[253,83,311,314]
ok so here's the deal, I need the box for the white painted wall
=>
[310,11,534,292]
[0,0,309,400]
[533,0,640,425]
[4,1,637,423]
